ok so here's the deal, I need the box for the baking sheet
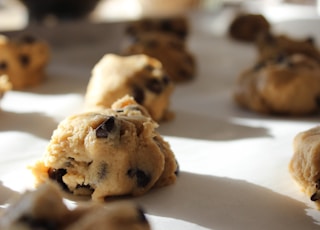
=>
[1,10,320,229]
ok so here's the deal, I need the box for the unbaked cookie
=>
[31,96,178,201]
[228,13,270,42]
[255,32,320,62]
[233,53,320,115]
[84,53,174,122]
[126,16,189,40]
[123,32,196,83]
[0,183,151,230]
[289,126,320,209]
[0,34,50,89]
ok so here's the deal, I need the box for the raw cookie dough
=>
[233,53,320,115]
[123,32,196,83]
[228,13,270,42]
[289,126,320,209]
[126,16,189,40]
[255,32,320,62]
[0,183,151,230]
[84,53,174,122]
[0,34,50,89]
[31,96,179,201]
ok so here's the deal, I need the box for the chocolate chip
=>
[253,61,265,71]
[146,78,163,94]
[160,19,173,32]
[19,215,58,230]
[311,191,320,201]
[174,159,180,176]
[132,86,145,104]
[306,36,315,45]
[97,162,108,180]
[127,169,151,187]
[0,61,8,70]
[96,116,115,138]
[144,64,154,72]
[274,53,286,64]
[19,54,30,67]
[48,168,68,191]
[145,39,158,48]
[162,74,170,85]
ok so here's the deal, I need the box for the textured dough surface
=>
[31,96,178,201]
[289,126,320,209]
[234,54,320,115]
[85,54,174,122]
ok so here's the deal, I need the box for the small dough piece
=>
[84,53,174,122]
[0,183,151,230]
[233,54,320,115]
[123,32,196,83]
[289,126,320,209]
[255,32,320,62]
[0,34,50,89]
[126,16,189,40]
[228,13,270,42]
[31,96,178,201]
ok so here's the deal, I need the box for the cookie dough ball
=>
[255,32,320,62]
[0,183,151,230]
[31,96,179,201]
[126,16,189,40]
[0,34,50,90]
[124,32,196,83]
[289,126,320,209]
[229,13,270,42]
[84,53,174,122]
[233,54,320,115]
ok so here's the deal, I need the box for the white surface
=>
[1,11,320,229]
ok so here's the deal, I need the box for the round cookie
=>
[126,16,189,40]
[255,32,320,62]
[31,96,178,201]
[233,53,320,115]
[289,126,320,209]
[0,34,50,90]
[84,53,174,122]
[123,32,196,83]
[228,13,270,42]
[0,183,151,230]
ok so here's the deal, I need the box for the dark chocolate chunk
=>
[146,78,163,94]
[162,74,170,85]
[19,35,36,44]
[96,116,115,138]
[132,86,145,104]
[144,64,154,72]
[127,169,151,187]
[19,215,58,230]
[48,168,68,191]
[311,191,320,201]
[174,159,180,176]
[0,61,8,70]
[19,54,30,67]
[160,19,173,32]
[306,36,315,45]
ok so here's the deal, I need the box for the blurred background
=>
[0,0,318,31]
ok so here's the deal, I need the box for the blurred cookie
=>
[0,183,151,230]
[255,32,320,62]
[126,16,189,40]
[84,53,174,122]
[229,13,271,42]
[31,96,178,201]
[289,126,320,209]
[124,32,196,83]
[233,53,320,115]
[0,75,12,100]
[0,34,50,90]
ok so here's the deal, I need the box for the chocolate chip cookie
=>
[84,53,174,122]
[289,126,320,209]
[233,53,320,115]
[0,183,151,230]
[126,16,189,40]
[123,32,196,83]
[0,34,50,89]
[31,96,178,201]
[229,13,271,42]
